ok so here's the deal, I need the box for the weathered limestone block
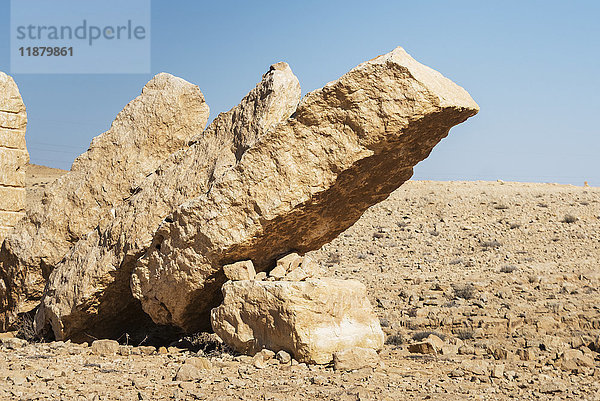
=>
[0,73,210,330]
[211,278,385,364]
[223,260,256,281]
[132,46,479,332]
[0,72,28,245]
[35,64,301,341]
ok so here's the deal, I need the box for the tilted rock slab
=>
[0,72,28,243]
[211,278,385,364]
[35,64,301,341]
[0,73,210,330]
[131,46,479,332]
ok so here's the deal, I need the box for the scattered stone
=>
[253,349,275,369]
[223,260,256,281]
[408,334,445,354]
[276,350,292,364]
[211,278,385,364]
[138,346,156,356]
[332,347,380,371]
[174,365,201,382]
[491,364,505,378]
[461,360,489,376]
[516,348,535,361]
[91,340,119,356]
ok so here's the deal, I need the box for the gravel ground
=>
[1,179,599,400]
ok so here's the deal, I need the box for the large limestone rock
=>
[211,278,385,364]
[130,46,479,332]
[0,73,210,330]
[0,72,28,244]
[35,64,301,341]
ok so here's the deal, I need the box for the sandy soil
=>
[1,173,599,400]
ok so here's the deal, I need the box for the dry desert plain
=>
[0,165,599,400]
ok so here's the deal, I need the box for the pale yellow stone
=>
[211,278,385,364]
[1,73,209,330]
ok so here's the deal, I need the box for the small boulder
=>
[253,349,275,369]
[175,365,201,382]
[91,339,119,356]
[223,260,256,281]
[333,347,380,371]
[138,346,156,355]
[490,364,505,378]
[408,334,445,355]
[269,265,287,279]
[559,348,595,370]
[276,350,292,364]
[211,278,384,364]
[174,357,212,381]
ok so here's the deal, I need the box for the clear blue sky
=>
[1,1,599,185]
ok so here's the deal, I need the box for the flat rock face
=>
[131,47,479,332]
[0,73,210,330]
[0,72,28,244]
[35,64,301,341]
[211,278,385,364]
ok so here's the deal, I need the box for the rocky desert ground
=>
[1,169,598,400]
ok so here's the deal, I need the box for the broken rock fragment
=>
[223,260,256,281]
[211,278,385,364]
